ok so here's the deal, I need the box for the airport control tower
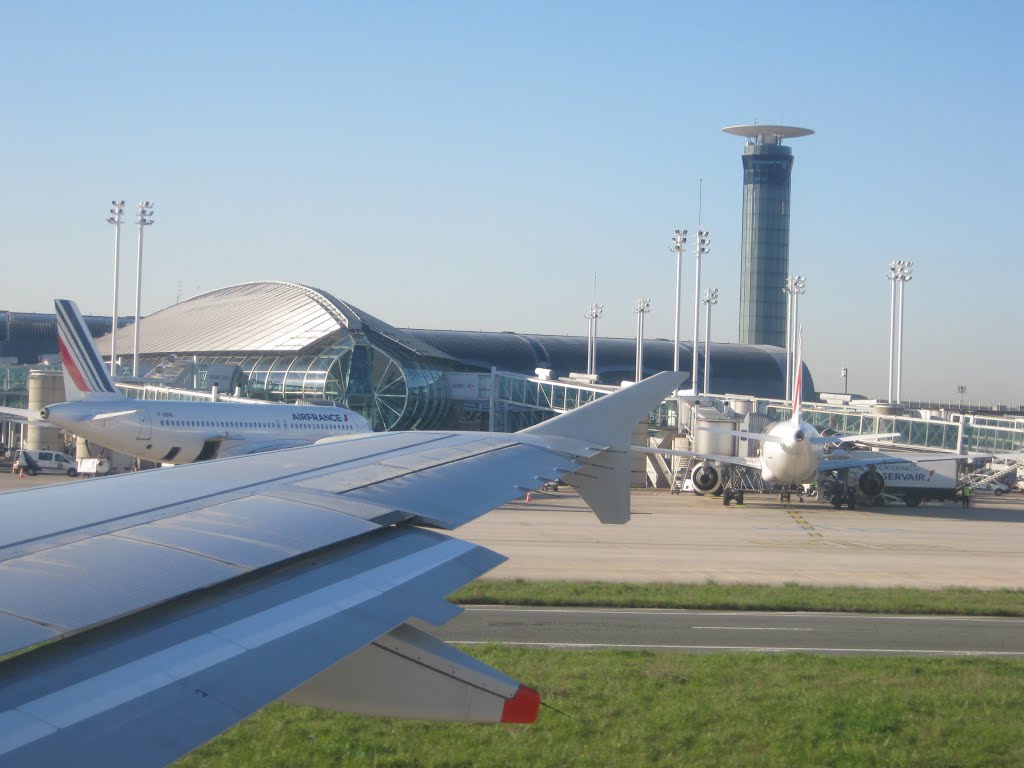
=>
[723,124,814,347]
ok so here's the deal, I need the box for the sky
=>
[1,1,1021,404]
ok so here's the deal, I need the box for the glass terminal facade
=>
[90,281,805,432]
[738,142,795,347]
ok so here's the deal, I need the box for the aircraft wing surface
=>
[216,437,319,457]
[0,406,40,423]
[633,444,761,469]
[0,371,681,768]
[819,454,908,471]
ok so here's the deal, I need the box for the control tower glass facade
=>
[738,142,795,347]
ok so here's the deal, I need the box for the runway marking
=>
[691,626,814,631]
[448,640,1024,656]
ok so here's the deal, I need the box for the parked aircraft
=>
[0,299,371,464]
[0,370,683,767]
[640,333,901,505]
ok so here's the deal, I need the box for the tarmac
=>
[456,487,1024,589]
[2,468,1022,590]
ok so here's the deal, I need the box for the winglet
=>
[521,371,683,524]
[54,299,122,402]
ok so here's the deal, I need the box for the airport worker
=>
[962,482,972,509]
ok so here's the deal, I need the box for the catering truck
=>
[878,458,959,506]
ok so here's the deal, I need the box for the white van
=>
[14,449,78,477]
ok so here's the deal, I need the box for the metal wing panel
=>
[129,494,381,556]
[345,443,582,529]
[0,536,242,641]
[0,432,462,563]
[0,528,503,768]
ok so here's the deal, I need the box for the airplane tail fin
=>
[791,326,803,425]
[54,299,123,402]
[522,371,684,524]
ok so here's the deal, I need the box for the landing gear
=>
[778,485,803,503]
[722,487,745,506]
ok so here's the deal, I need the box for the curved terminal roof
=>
[408,329,809,399]
[96,282,451,361]
[92,281,808,403]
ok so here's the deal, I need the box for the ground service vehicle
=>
[877,459,958,506]
[14,449,78,477]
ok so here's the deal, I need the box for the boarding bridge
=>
[109,371,1024,491]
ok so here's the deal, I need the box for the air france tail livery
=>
[0,299,371,464]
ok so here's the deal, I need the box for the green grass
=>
[178,647,1024,768]
[450,579,1024,617]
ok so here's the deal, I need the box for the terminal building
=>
[80,281,810,432]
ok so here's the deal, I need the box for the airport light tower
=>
[585,302,603,376]
[723,124,814,347]
[894,261,913,404]
[633,298,651,382]
[106,200,126,375]
[702,287,718,394]
[782,275,807,401]
[886,260,913,402]
[132,202,155,377]
[691,229,710,390]
[670,229,687,372]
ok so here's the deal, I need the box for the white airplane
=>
[0,369,682,767]
[0,299,371,465]
[640,333,901,504]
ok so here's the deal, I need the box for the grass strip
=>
[178,647,1024,768]
[450,579,1024,616]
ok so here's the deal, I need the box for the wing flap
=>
[0,528,502,768]
[286,622,539,723]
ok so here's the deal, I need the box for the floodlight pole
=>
[132,202,155,377]
[886,261,899,402]
[782,276,806,401]
[585,302,603,376]
[634,298,651,382]
[106,200,125,375]
[670,229,687,372]
[702,288,718,394]
[895,261,913,403]
[691,230,710,389]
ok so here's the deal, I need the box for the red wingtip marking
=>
[501,685,541,724]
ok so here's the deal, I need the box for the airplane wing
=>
[811,432,900,446]
[216,437,319,457]
[696,426,785,444]
[0,370,682,768]
[633,444,761,470]
[0,406,41,423]
[819,454,908,471]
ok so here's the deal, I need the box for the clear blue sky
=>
[2,1,1021,403]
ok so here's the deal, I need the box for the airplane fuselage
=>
[758,419,826,485]
[42,399,372,464]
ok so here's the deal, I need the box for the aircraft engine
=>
[857,469,885,497]
[691,462,722,495]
